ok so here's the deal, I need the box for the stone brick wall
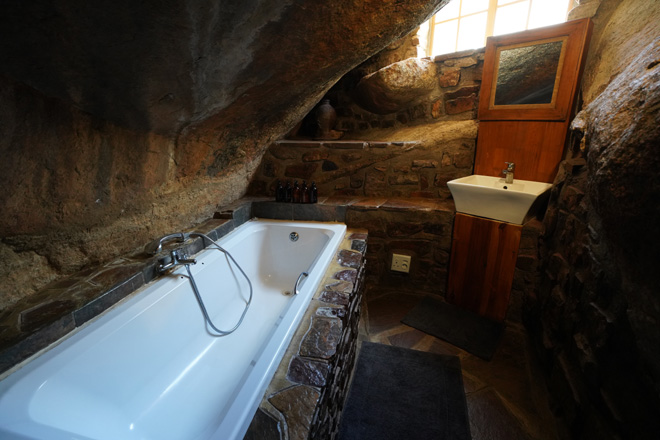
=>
[510,219,543,323]
[246,48,483,314]
[527,156,660,439]
[251,197,455,302]
[345,204,454,300]
[248,50,483,202]
[245,230,367,440]
[332,49,483,133]
[249,119,478,201]
[521,1,660,438]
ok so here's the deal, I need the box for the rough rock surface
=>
[574,37,660,287]
[352,30,422,78]
[572,35,660,393]
[354,58,439,114]
[0,0,446,310]
[579,0,660,103]
[1,0,447,136]
[530,23,660,440]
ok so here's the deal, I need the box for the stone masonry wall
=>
[345,203,454,300]
[331,49,484,133]
[250,197,455,303]
[249,120,477,201]
[522,1,660,438]
[247,48,482,310]
[245,230,367,440]
[248,49,483,202]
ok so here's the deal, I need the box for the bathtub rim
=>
[0,218,348,440]
[0,218,346,381]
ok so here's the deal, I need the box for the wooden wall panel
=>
[447,213,522,322]
[478,18,592,122]
[473,119,568,183]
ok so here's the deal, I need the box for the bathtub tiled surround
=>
[0,200,253,375]
[245,230,367,440]
[0,196,542,375]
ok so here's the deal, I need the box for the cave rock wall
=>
[528,0,660,438]
[0,0,447,310]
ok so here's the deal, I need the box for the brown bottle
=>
[285,181,292,202]
[310,181,318,203]
[292,180,301,203]
[275,180,284,202]
[301,180,310,203]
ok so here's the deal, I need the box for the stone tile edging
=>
[0,201,255,376]
[245,230,367,440]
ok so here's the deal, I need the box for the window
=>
[419,0,572,57]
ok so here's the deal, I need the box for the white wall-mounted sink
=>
[447,175,552,224]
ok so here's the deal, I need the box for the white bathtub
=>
[0,219,347,440]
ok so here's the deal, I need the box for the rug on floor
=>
[401,295,505,361]
[338,341,471,440]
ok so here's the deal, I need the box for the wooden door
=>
[447,213,522,322]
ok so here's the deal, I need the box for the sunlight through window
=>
[493,1,529,36]
[420,0,572,58]
[457,12,488,51]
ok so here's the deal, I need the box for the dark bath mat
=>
[338,341,471,440]
[401,295,504,361]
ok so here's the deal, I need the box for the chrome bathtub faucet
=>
[156,249,197,273]
[144,232,197,273]
[144,232,190,255]
[503,162,515,184]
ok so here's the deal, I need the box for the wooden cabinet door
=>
[447,213,522,322]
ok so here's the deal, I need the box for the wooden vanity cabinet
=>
[447,213,522,322]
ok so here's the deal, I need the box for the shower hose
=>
[184,232,253,336]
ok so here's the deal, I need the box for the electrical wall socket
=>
[391,253,411,273]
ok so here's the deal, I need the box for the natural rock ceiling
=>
[1,0,447,138]
[0,0,447,306]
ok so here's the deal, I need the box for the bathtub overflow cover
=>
[289,232,299,242]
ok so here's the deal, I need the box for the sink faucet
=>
[144,232,197,273]
[503,162,515,184]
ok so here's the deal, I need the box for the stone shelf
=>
[274,139,418,150]
[252,196,455,222]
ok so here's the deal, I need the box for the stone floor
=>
[359,290,560,440]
